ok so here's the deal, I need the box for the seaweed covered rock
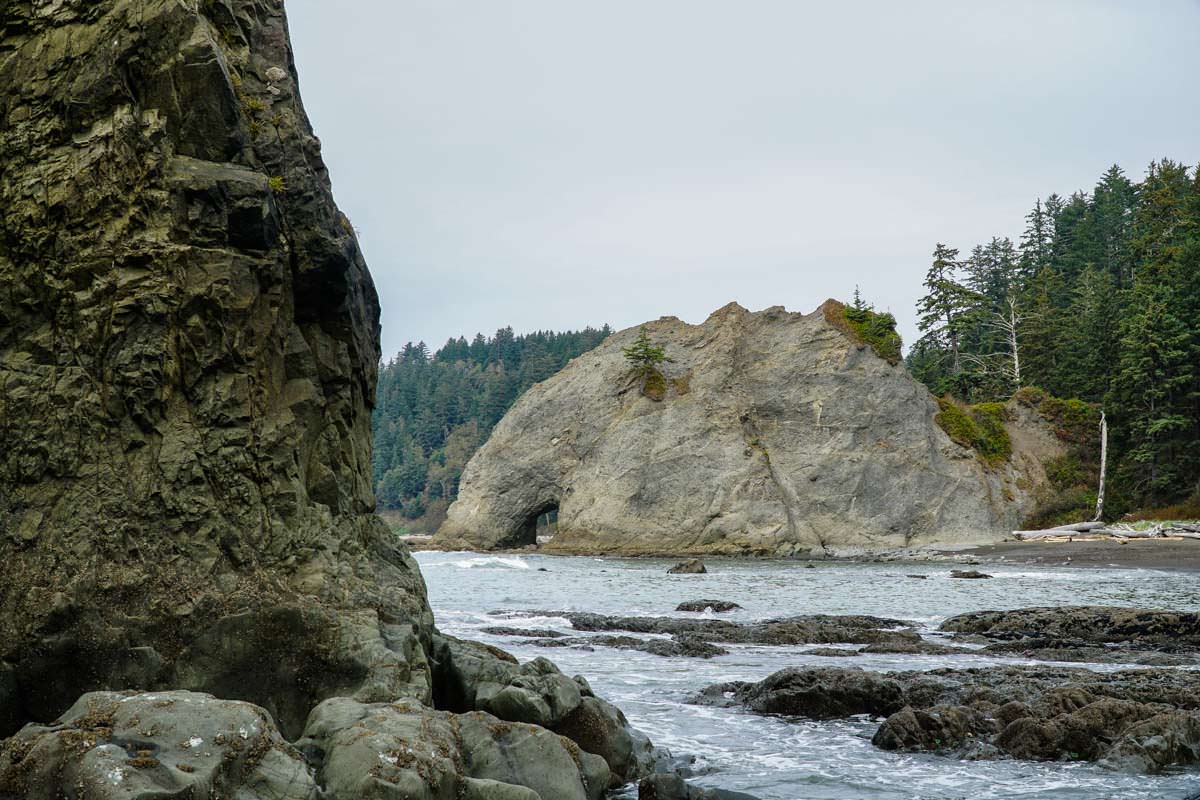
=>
[436,302,1067,555]
[940,607,1200,651]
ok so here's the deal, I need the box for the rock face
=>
[436,302,1065,555]
[0,0,428,736]
[0,3,659,798]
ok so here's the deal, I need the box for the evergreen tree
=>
[912,243,976,393]
[621,327,671,383]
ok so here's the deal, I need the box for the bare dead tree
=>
[1094,410,1108,521]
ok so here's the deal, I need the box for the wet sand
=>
[944,537,1200,572]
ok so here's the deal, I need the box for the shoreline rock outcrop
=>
[694,665,1200,773]
[0,2,662,797]
[435,302,1067,556]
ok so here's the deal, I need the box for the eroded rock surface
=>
[436,301,1067,555]
[0,690,316,800]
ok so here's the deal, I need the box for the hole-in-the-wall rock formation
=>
[0,2,657,796]
[436,302,1067,555]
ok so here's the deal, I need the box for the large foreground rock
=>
[695,665,1200,773]
[298,696,610,800]
[0,0,429,732]
[0,690,316,800]
[436,301,1066,555]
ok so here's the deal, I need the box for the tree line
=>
[908,160,1200,516]
[372,326,611,528]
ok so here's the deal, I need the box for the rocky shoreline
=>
[407,532,1200,572]
[695,664,1200,773]
[474,606,1200,776]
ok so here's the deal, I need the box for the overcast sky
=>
[288,1,1200,360]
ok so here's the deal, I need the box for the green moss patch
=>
[643,368,667,401]
[822,299,903,364]
[936,398,1012,466]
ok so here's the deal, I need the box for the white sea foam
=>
[451,556,532,570]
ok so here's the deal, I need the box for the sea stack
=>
[437,301,1068,555]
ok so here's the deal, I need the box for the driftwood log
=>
[1014,523,1200,542]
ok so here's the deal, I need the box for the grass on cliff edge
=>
[935,397,1013,467]
[823,299,903,364]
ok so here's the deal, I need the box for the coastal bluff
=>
[436,301,1067,555]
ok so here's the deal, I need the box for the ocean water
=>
[413,552,1200,800]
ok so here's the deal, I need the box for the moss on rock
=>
[822,299,903,364]
[935,398,1012,467]
[642,369,667,402]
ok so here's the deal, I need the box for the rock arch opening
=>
[511,501,559,548]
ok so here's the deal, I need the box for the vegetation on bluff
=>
[909,160,1200,517]
[934,398,1013,467]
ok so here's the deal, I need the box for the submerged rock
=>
[638,773,762,799]
[676,600,742,612]
[668,560,708,575]
[949,570,993,579]
[436,302,1068,555]
[695,664,1200,773]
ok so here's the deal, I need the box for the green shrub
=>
[822,299,903,364]
[842,306,902,364]
[1012,386,1047,408]
[935,397,1012,466]
[643,368,667,401]
[1044,454,1086,490]
[1038,396,1098,444]
[1022,488,1097,529]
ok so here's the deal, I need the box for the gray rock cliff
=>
[436,301,1065,555]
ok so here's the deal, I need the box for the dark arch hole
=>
[512,501,559,547]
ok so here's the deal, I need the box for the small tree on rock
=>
[622,327,672,399]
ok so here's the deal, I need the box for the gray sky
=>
[288,1,1200,360]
